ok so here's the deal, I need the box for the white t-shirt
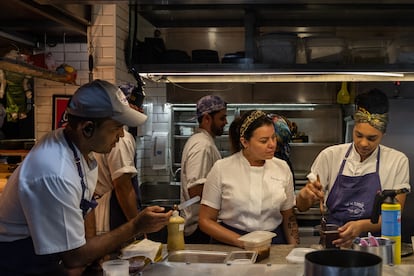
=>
[93,131,137,233]
[311,143,410,199]
[181,128,221,236]
[94,131,137,196]
[0,128,98,255]
[201,151,295,232]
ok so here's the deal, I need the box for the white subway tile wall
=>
[33,3,170,184]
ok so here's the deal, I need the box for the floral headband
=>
[240,110,267,138]
[354,107,388,133]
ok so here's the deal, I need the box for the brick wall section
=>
[33,4,171,183]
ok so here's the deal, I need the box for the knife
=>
[177,196,200,210]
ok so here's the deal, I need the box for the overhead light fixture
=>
[139,71,405,83]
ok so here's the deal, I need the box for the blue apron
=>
[326,144,382,227]
[0,237,64,275]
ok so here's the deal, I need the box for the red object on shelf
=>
[28,54,46,69]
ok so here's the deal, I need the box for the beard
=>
[211,123,224,136]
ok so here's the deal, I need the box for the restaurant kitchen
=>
[1,1,414,274]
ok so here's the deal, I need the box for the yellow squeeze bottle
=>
[167,207,185,251]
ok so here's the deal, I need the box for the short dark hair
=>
[355,88,389,114]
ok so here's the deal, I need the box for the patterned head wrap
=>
[196,95,227,118]
[354,106,389,133]
[240,110,267,138]
[271,114,292,161]
[271,114,292,144]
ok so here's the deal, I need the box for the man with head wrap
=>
[296,88,410,248]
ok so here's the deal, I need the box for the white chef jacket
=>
[94,131,137,196]
[201,151,295,232]
[93,131,137,233]
[0,128,97,255]
[181,128,222,236]
[311,143,410,200]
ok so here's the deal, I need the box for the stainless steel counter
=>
[140,244,414,276]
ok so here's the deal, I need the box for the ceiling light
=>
[139,71,405,83]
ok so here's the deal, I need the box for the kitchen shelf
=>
[0,57,77,85]
[170,103,343,176]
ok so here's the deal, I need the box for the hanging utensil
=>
[337,81,350,104]
[317,174,327,230]
[177,196,200,211]
[308,173,326,230]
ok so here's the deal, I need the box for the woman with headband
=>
[199,110,299,247]
[296,88,410,248]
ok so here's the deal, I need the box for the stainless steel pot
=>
[304,249,382,276]
[352,237,395,266]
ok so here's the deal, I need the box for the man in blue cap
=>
[181,95,227,244]
[0,79,172,275]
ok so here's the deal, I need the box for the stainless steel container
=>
[352,237,395,266]
[304,249,382,276]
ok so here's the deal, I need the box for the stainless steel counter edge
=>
[139,244,414,275]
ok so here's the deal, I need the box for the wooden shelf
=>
[0,149,30,159]
[0,57,77,85]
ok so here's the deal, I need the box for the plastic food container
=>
[257,33,297,64]
[286,247,316,264]
[238,231,276,262]
[304,37,347,64]
[349,39,390,64]
[101,259,129,276]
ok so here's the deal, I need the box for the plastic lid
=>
[238,231,276,247]
[286,248,316,264]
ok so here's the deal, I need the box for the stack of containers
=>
[257,33,298,64]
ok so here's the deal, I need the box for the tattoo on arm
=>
[287,214,300,244]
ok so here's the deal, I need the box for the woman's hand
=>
[333,219,382,248]
[332,221,360,248]
[296,179,324,212]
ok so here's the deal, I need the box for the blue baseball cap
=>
[67,79,147,126]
